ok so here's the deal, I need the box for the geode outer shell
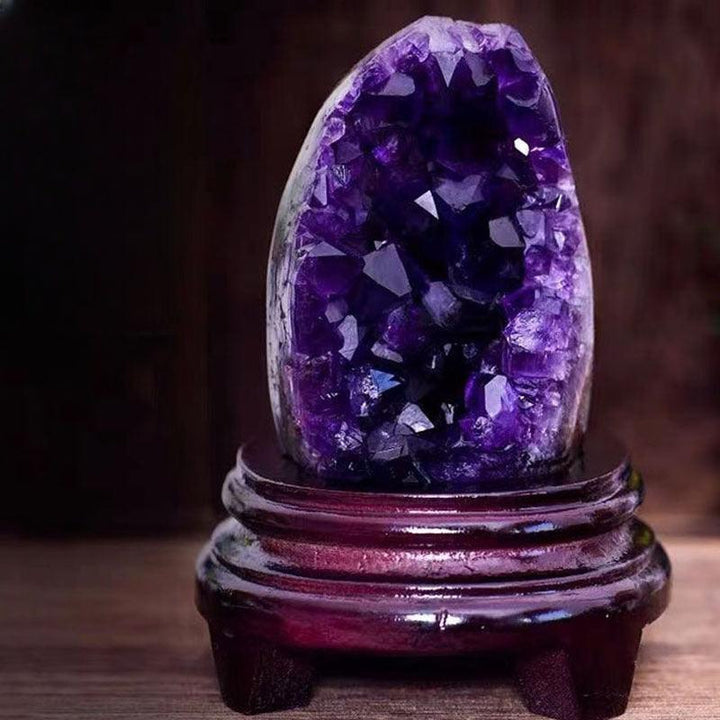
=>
[267,16,593,484]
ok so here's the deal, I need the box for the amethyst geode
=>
[267,17,593,485]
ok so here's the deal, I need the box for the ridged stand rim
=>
[196,434,671,653]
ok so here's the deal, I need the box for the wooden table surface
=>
[2,533,719,720]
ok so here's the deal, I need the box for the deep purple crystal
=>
[267,17,593,484]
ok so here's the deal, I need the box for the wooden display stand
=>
[196,434,670,720]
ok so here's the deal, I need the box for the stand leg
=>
[515,620,642,720]
[516,647,580,720]
[209,626,315,714]
[569,621,642,720]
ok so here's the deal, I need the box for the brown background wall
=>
[3,0,718,534]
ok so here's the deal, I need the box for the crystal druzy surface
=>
[267,17,593,484]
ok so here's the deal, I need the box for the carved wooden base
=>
[196,434,670,719]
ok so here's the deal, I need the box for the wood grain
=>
[1,534,718,719]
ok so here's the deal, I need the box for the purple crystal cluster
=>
[267,17,593,484]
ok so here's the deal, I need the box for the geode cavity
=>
[267,17,593,484]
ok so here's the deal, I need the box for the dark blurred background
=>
[2,0,718,536]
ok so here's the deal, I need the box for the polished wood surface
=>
[2,531,717,719]
[197,439,670,718]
